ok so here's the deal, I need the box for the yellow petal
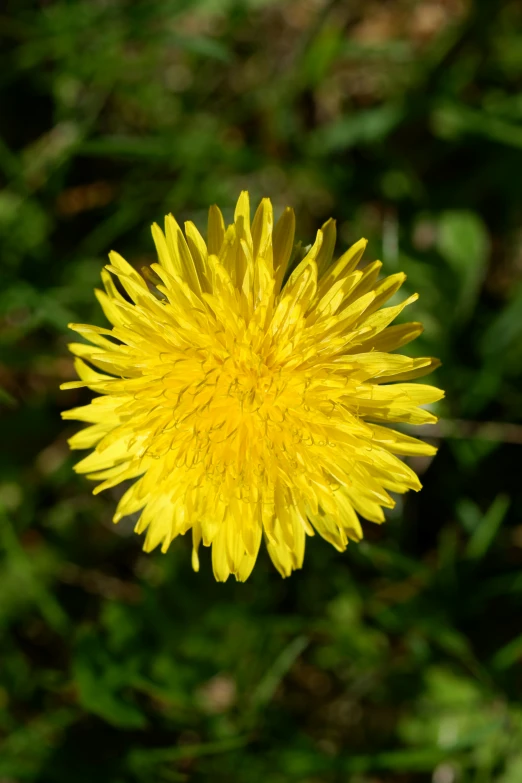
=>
[208,204,225,255]
[273,207,295,294]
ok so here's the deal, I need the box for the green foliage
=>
[1,0,522,780]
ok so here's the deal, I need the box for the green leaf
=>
[0,387,16,408]
[437,210,489,320]
[465,494,510,560]
[171,33,231,63]
[480,284,522,373]
[492,632,522,671]
[127,735,249,774]
[72,631,147,729]
[309,104,403,153]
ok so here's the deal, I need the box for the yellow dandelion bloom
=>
[62,191,443,581]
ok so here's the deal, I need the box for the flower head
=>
[62,192,443,581]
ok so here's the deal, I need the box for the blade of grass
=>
[466,494,510,560]
[0,506,69,634]
[250,635,309,711]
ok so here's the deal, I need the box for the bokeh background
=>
[1,0,522,781]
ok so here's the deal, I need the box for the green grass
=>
[1,0,522,780]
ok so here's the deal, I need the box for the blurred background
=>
[1,0,522,781]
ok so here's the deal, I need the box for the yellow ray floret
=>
[62,192,443,581]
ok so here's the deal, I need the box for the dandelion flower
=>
[62,192,443,581]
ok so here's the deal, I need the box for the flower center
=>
[218,352,277,413]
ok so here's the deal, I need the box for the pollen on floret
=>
[61,191,443,581]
